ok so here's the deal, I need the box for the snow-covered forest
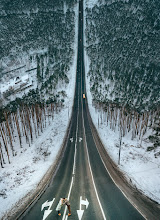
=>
[0,0,160,218]
[0,103,63,168]
[0,0,77,164]
[84,0,160,205]
[85,0,160,111]
[0,0,78,217]
[0,0,76,110]
[85,0,160,153]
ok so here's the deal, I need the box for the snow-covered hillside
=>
[85,0,160,111]
[0,0,77,110]
[84,53,160,205]
[0,0,78,218]
[84,0,160,205]
[0,0,159,219]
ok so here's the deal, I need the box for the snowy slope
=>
[84,0,160,205]
[0,3,78,219]
[0,1,160,219]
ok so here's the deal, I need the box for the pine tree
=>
[14,112,22,147]
[0,125,10,164]
[0,142,5,168]
[4,113,14,156]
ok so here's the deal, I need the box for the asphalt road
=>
[20,0,146,219]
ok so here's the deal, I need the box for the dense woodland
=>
[0,0,160,165]
[0,0,76,112]
[85,0,160,111]
[0,0,76,61]
[85,0,160,151]
[0,0,77,164]
[0,103,61,167]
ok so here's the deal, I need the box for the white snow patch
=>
[84,1,160,204]
[0,3,79,219]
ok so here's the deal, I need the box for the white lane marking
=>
[63,206,68,220]
[77,196,89,220]
[72,92,79,175]
[72,115,78,175]
[83,128,107,219]
[62,177,74,220]
[72,145,77,175]
[63,111,79,219]
[81,50,107,220]
[82,103,106,219]
[62,177,73,220]
[63,64,80,219]
[77,210,84,220]
[41,198,55,220]
[80,197,89,208]
[77,196,84,220]
[91,133,147,220]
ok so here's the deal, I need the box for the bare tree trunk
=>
[43,105,46,128]
[20,110,29,145]
[0,125,10,163]
[48,107,50,125]
[0,142,5,167]
[51,103,54,120]
[14,112,22,147]
[9,113,15,142]
[39,106,43,133]
[0,150,4,168]
[31,105,37,138]
[4,113,14,156]
[25,106,33,142]
[35,104,40,135]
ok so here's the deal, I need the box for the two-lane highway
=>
[17,0,147,219]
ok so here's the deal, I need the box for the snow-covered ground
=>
[0,4,78,219]
[85,53,160,203]
[84,0,160,205]
[0,53,38,106]
[0,107,71,218]
[0,1,160,219]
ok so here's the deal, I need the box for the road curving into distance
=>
[11,0,160,219]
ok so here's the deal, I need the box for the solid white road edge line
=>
[72,105,78,175]
[62,68,80,220]
[80,5,107,218]
[82,105,107,220]
[62,177,74,220]
[91,131,147,220]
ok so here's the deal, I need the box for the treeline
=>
[0,0,76,75]
[85,0,160,112]
[36,52,70,95]
[0,0,76,111]
[0,102,61,168]
[0,8,75,60]
[95,101,160,153]
[0,0,76,13]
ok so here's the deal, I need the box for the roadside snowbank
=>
[84,0,160,205]
[0,2,160,220]
[0,4,78,219]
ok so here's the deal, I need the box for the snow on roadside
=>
[0,108,69,218]
[85,98,160,204]
[0,4,79,219]
[84,0,160,205]
[0,1,160,219]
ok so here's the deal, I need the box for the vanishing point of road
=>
[13,0,160,220]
